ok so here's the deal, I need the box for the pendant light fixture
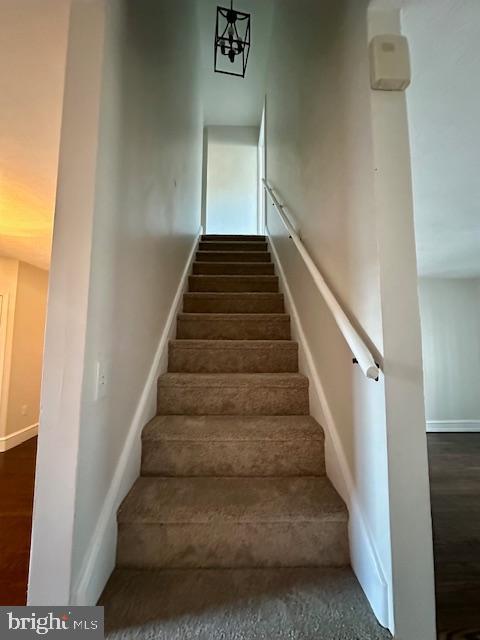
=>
[214,1,251,78]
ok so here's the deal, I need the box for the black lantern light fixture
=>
[214,1,251,78]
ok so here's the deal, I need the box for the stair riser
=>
[183,295,284,314]
[199,242,268,252]
[157,385,309,415]
[177,317,291,340]
[168,344,298,373]
[117,521,349,569]
[196,252,271,263]
[202,235,266,242]
[189,276,279,293]
[193,262,275,276]
[141,440,325,476]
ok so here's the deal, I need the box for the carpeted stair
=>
[117,234,348,569]
[100,235,390,639]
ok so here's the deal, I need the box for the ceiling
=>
[0,0,68,271]
[198,0,274,126]
[402,0,480,277]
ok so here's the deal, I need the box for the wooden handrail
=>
[263,179,380,381]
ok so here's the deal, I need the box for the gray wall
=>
[71,0,203,595]
[419,277,480,430]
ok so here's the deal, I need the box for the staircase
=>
[115,234,349,571]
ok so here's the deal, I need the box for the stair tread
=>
[199,246,268,254]
[202,235,266,241]
[200,242,267,248]
[143,415,324,442]
[118,476,347,524]
[189,275,277,280]
[184,292,282,298]
[196,252,271,259]
[193,262,273,266]
[192,263,275,276]
[99,567,388,637]
[170,339,296,351]
[178,313,289,320]
[197,251,270,255]
[177,314,291,341]
[158,372,308,388]
[183,292,284,314]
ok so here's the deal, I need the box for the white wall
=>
[419,277,480,431]
[206,126,258,235]
[29,0,109,605]
[265,1,435,637]
[402,0,480,278]
[29,0,203,605]
[368,8,436,639]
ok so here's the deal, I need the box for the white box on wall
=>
[370,34,411,91]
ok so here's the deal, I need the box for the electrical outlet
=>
[95,360,108,401]
[21,405,28,416]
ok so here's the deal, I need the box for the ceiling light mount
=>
[214,1,251,78]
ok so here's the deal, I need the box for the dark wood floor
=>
[428,432,480,634]
[0,437,37,605]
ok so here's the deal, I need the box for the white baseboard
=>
[71,227,202,606]
[427,420,480,433]
[0,422,38,452]
[266,230,390,630]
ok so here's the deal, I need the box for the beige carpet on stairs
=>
[99,234,392,640]
[100,567,391,639]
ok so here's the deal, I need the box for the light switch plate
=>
[95,360,108,401]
